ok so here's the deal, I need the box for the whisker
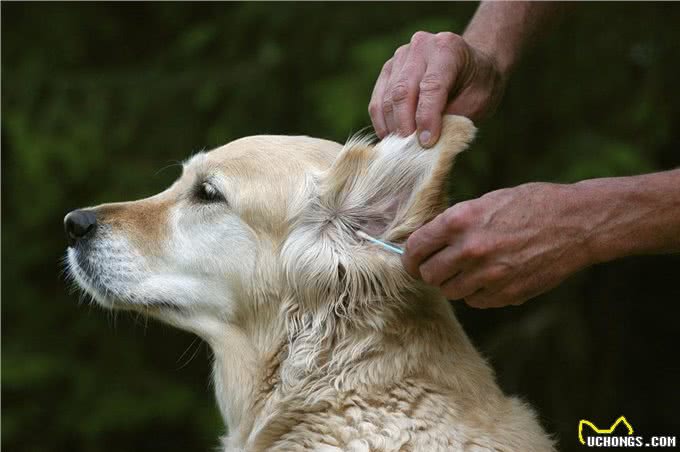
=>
[176,338,203,370]
[154,160,183,177]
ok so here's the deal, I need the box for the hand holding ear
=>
[402,182,594,308]
[368,31,506,147]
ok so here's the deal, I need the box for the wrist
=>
[566,181,614,266]
[462,2,528,81]
[462,32,516,81]
[463,1,563,84]
[568,175,679,264]
[546,182,605,270]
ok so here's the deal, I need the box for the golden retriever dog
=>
[65,116,554,451]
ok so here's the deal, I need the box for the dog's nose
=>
[64,209,97,246]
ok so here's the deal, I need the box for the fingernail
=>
[419,130,431,147]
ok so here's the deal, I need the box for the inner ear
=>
[321,115,477,244]
[356,193,407,237]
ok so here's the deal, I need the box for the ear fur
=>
[322,115,476,242]
[281,115,476,316]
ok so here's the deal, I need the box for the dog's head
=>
[65,116,475,340]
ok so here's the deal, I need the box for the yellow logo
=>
[578,416,634,445]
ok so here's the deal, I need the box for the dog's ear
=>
[280,115,475,315]
[321,115,476,243]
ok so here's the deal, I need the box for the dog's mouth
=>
[66,246,115,307]
[66,246,183,313]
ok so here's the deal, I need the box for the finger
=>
[463,288,496,309]
[440,270,486,300]
[389,34,429,136]
[383,45,410,134]
[415,33,465,147]
[418,244,465,287]
[415,59,456,148]
[465,285,525,309]
[369,59,393,138]
[402,213,453,278]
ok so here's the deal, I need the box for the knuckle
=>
[442,211,460,232]
[419,75,445,95]
[381,58,394,73]
[368,102,380,116]
[419,265,437,286]
[410,31,431,46]
[435,32,465,54]
[382,98,394,113]
[461,239,486,260]
[436,31,462,46]
[442,206,468,231]
[405,234,423,260]
[456,201,480,220]
[390,83,411,104]
[485,265,509,283]
[394,44,408,58]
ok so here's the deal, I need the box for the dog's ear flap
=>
[321,115,476,244]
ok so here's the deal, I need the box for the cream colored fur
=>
[66,116,554,451]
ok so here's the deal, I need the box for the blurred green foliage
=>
[2,3,679,451]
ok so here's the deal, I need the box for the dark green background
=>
[3,3,679,451]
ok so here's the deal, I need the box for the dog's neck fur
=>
[206,284,499,450]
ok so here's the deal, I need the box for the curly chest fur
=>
[230,376,552,452]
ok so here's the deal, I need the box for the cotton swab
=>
[356,230,404,255]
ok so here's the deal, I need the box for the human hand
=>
[368,31,506,147]
[402,183,594,308]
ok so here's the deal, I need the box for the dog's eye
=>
[195,182,225,203]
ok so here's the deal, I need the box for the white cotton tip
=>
[356,230,404,255]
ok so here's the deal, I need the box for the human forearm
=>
[403,169,679,308]
[463,1,561,77]
[575,169,680,264]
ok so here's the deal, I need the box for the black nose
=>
[64,210,97,246]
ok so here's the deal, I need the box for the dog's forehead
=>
[189,135,341,175]
[178,135,343,232]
